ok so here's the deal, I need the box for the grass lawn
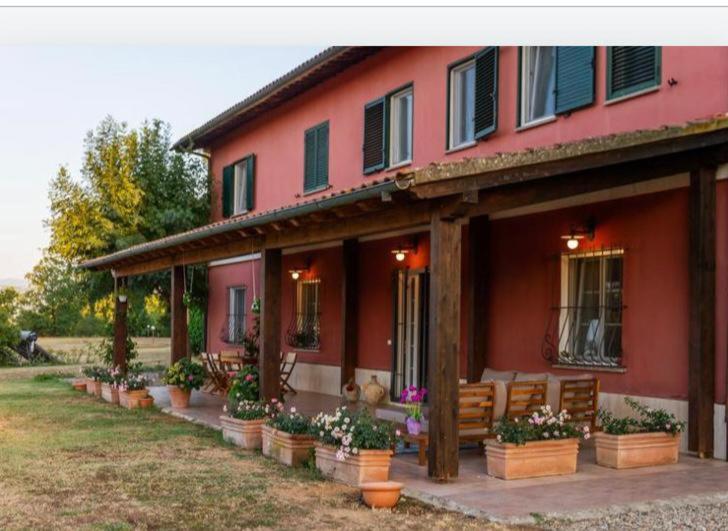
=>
[0,377,506,530]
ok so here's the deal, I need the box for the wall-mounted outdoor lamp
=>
[391,239,418,262]
[561,219,596,251]
[289,257,312,280]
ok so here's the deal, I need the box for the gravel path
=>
[543,494,728,530]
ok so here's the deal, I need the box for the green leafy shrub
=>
[598,397,686,435]
[267,407,311,435]
[310,407,398,460]
[188,305,205,355]
[94,336,138,366]
[227,365,259,407]
[81,365,107,382]
[493,406,590,446]
[162,357,205,391]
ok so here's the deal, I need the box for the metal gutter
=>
[81,180,399,270]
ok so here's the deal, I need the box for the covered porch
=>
[83,115,728,482]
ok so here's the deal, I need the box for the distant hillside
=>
[0,278,27,292]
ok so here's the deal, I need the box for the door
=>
[391,268,429,399]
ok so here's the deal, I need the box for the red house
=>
[84,46,728,479]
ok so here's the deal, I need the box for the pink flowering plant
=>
[119,372,148,392]
[400,385,427,422]
[108,366,125,388]
[310,407,399,461]
[598,397,685,436]
[493,405,590,446]
[82,366,106,382]
[224,398,283,421]
[227,365,259,402]
[162,357,206,391]
[267,406,311,435]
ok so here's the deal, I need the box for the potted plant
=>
[83,366,104,397]
[400,385,427,435]
[100,366,123,405]
[261,406,314,467]
[162,357,206,408]
[221,399,282,449]
[594,397,685,469]
[311,407,399,486]
[486,406,590,480]
[118,369,153,409]
[227,365,260,402]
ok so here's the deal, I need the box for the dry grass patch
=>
[0,378,515,530]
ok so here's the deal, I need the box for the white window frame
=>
[449,59,476,150]
[228,286,246,344]
[388,86,413,168]
[519,46,557,128]
[558,248,624,365]
[232,159,248,216]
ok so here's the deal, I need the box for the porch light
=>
[290,269,302,280]
[565,235,583,250]
[561,219,596,251]
[393,250,408,262]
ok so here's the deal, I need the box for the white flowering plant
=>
[224,398,284,421]
[266,406,311,435]
[310,407,399,461]
[598,397,685,436]
[119,372,148,392]
[493,405,590,446]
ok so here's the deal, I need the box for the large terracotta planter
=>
[220,416,265,449]
[87,380,102,397]
[119,389,151,409]
[594,431,680,469]
[486,438,579,480]
[361,481,403,509]
[72,379,87,392]
[261,425,315,467]
[167,385,191,408]
[315,443,393,486]
[101,383,119,405]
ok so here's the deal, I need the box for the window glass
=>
[227,287,246,343]
[450,60,475,148]
[389,87,413,165]
[521,46,556,125]
[233,160,247,215]
[287,278,321,350]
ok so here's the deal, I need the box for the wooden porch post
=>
[466,215,489,383]
[427,211,462,481]
[260,248,282,401]
[688,166,716,458]
[113,277,128,372]
[341,239,359,390]
[171,265,188,364]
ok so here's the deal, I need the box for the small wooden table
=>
[401,429,429,466]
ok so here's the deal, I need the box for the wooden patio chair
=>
[505,380,548,420]
[559,377,600,432]
[280,352,298,394]
[201,352,228,395]
[219,350,244,374]
[458,382,496,445]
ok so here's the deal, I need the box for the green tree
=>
[0,288,20,350]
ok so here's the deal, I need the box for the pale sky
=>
[0,45,322,281]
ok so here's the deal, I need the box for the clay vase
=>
[360,481,403,509]
[362,375,386,406]
[342,377,361,403]
[167,386,191,408]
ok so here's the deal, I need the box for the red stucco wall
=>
[208,46,728,222]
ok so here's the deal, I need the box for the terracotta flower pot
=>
[85,378,96,394]
[220,416,265,449]
[119,388,149,409]
[315,443,393,486]
[87,380,102,397]
[261,425,315,467]
[167,385,191,408]
[101,383,120,405]
[360,481,403,509]
[138,397,155,409]
[486,438,580,480]
[594,431,680,469]
[72,379,87,392]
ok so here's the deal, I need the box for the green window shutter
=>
[304,127,318,192]
[474,46,499,140]
[245,155,255,212]
[315,122,329,188]
[221,164,234,218]
[363,97,387,174]
[555,47,595,114]
[607,46,661,100]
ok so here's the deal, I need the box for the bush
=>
[227,366,259,409]
[188,305,205,355]
[94,336,138,366]
[267,407,310,435]
[598,397,686,436]
[162,357,205,391]
[310,407,398,460]
[493,406,590,446]
[225,399,283,421]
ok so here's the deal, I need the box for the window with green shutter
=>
[304,121,329,193]
[474,46,499,139]
[555,47,595,114]
[607,46,661,100]
[221,154,255,218]
[363,97,387,174]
